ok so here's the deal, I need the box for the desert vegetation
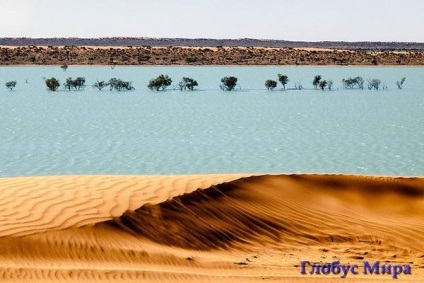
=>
[367,79,382,90]
[148,75,172,91]
[220,76,238,91]
[92,80,108,90]
[342,77,365,89]
[265,79,277,90]
[5,81,17,91]
[2,45,424,66]
[327,80,333,90]
[108,78,135,91]
[2,74,408,93]
[318,80,327,90]
[45,77,60,91]
[91,79,134,91]
[64,77,86,91]
[312,75,322,89]
[312,75,334,91]
[277,74,289,89]
[178,77,198,91]
[265,74,289,91]
[396,77,406,89]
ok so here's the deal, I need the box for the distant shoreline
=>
[2,37,424,50]
[1,45,423,66]
[1,64,423,68]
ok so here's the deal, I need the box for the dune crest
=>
[113,174,424,251]
[0,174,250,237]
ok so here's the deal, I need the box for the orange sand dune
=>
[0,174,249,237]
[0,174,423,282]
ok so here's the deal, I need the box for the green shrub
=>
[277,74,289,89]
[265,79,277,90]
[108,78,135,91]
[178,77,198,91]
[148,74,172,91]
[220,76,238,91]
[5,81,17,91]
[45,77,60,91]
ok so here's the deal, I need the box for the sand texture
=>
[0,174,423,282]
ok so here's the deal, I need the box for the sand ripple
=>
[0,174,249,237]
[0,174,423,282]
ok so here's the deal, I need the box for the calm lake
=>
[0,66,423,177]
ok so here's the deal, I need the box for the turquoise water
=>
[0,66,423,177]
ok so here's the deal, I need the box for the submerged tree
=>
[220,76,238,91]
[108,78,119,91]
[342,76,364,89]
[108,78,134,91]
[327,80,333,91]
[64,77,86,91]
[92,80,108,90]
[148,74,172,91]
[45,77,60,91]
[74,77,86,90]
[265,79,277,90]
[64,77,73,91]
[178,77,198,91]
[313,75,322,89]
[294,82,303,90]
[356,77,365,89]
[5,81,17,91]
[367,79,382,90]
[319,80,327,90]
[396,77,406,89]
[277,74,289,89]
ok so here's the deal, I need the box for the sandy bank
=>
[1,45,423,65]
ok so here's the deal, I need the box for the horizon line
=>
[1,37,424,44]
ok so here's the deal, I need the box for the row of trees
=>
[44,77,135,92]
[147,75,200,91]
[265,74,290,90]
[44,75,233,92]
[266,75,405,91]
[3,75,407,92]
[312,75,334,91]
[64,77,86,91]
[43,75,197,92]
[341,76,405,90]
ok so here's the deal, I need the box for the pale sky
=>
[0,0,423,42]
